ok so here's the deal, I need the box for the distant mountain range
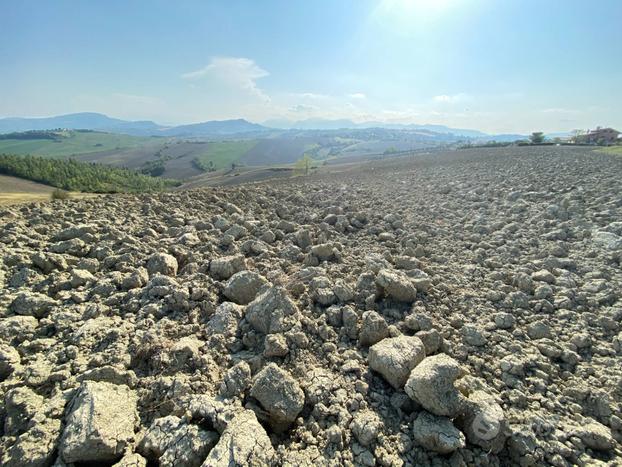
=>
[263,118,488,138]
[0,113,161,135]
[159,119,267,137]
[0,113,269,137]
[0,112,534,140]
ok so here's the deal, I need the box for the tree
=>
[571,129,586,144]
[530,132,545,144]
[294,154,314,176]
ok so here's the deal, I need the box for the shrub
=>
[51,188,70,200]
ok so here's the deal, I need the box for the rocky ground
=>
[1,146,621,466]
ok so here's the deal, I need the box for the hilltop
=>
[0,113,270,138]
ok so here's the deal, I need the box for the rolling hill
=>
[0,113,269,137]
[159,119,269,137]
[0,112,161,136]
[0,127,457,181]
[0,130,161,158]
[263,118,490,138]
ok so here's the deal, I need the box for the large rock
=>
[250,363,305,431]
[201,409,275,466]
[77,365,138,388]
[1,419,62,467]
[246,286,299,334]
[359,311,389,346]
[295,229,312,248]
[456,390,507,453]
[60,381,138,463]
[207,302,244,338]
[416,329,442,355]
[10,292,56,319]
[592,230,622,250]
[53,224,96,241]
[122,267,149,290]
[375,268,418,302]
[223,270,269,304]
[219,361,252,398]
[0,344,21,380]
[50,238,90,257]
[70,268,95,288]
[138,415,218,467]
[113,453,148,467]
[412,411,465,454]
[573,421,616,451]
[351,410,383,447]
[0,315,38,344]
[32,251,68,273]
[368,335,426,389]
[405,354,466,418]
[147,253,178,276]
[209,255,246,280]
[3,387,45,436]
[311,243,339,262]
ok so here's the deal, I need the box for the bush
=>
[51,188,70,200]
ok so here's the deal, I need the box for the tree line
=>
[0,154,179,193]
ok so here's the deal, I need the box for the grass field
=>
[597,146,622,156]
[193,140,258,170]
[0,130,160,158]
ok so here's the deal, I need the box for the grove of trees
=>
[0,153,179,193]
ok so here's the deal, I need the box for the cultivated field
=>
[0,174,56,204]
[1,146,621,466]
[0,130,159,158]
[0,129,456,182]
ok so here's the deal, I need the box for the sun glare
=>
[396,0,451,11]
[378,0,458,22]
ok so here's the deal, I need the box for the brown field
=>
[0,174,56,205]
[0,174,98,205]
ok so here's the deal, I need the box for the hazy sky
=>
[2,0,621,133]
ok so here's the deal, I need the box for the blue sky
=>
[1,0,620,133]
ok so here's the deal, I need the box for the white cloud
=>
[348,92,367,99]
[540,108,581,114]
[182,57,270,102]
[289,103,317,113]
[287,92,330,100]
[433,93,472,104]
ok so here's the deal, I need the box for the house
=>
[575,127,621,145]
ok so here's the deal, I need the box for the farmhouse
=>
[576,127,621,145]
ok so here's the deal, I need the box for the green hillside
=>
[0,130,160,158]
[193,140,258,171]
[0,153,178,193]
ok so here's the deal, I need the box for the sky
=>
[1,0,621,134]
